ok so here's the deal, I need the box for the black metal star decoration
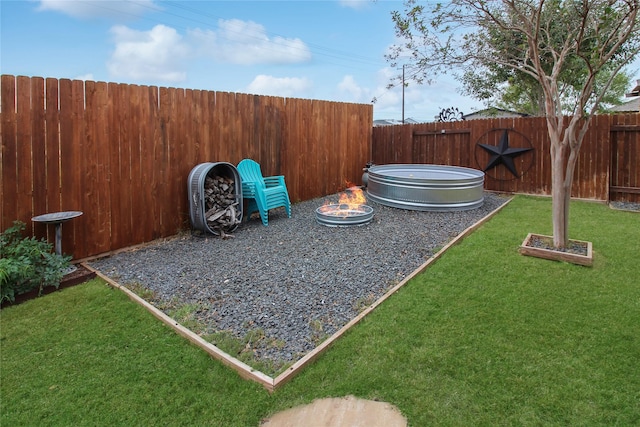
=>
[479,130,533,177]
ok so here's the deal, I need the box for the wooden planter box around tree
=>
[519,233,593,267]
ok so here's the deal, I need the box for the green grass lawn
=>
[2,195,639,426]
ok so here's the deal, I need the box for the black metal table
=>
[31,211,83,256]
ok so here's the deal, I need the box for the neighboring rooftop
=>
[462,107,530,120]
[603,79,640,113]
[625,79,640,97]
[608,97,640,113]
[373,118,422,126]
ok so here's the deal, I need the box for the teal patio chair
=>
[237,159,291,226]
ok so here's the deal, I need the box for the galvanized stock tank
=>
[366,164,484,211]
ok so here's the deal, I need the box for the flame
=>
[337,186,367,209]
[318,186,367,216]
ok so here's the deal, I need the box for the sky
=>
[1,1,638,122]
[0,0,490,121]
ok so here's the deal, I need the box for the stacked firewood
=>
[203,175,241,238]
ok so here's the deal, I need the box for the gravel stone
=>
[89,192,510,368]
[609,201,640,212]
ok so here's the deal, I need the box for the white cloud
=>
[338,0,370,10]
[107,24,189,82]
[246,75,312,98]
[189,19,311,65]
[103,16,311,86]
[370,67,404,109]
[36,0,160,20]
[74,73,95,81]
[334,71,407,112]
[337,75,366,101]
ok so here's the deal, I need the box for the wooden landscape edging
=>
[83,264,277,391]
[83,195,513,392]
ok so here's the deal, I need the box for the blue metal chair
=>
[237,159,291,226]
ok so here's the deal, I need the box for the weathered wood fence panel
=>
[610,115,640,203]
[372,114,639,202]
[1,75,372,259]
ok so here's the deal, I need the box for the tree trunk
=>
[550,114,586,250]
[551,142,569,249]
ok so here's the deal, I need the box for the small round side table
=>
[31,211,83,256]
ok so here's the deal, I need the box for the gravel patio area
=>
[89,192,510,370]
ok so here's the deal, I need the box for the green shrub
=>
[0,221,71,303]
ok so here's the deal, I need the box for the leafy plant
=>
[0,221,71,303]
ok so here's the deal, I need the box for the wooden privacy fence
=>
[2,73,637,261]
[372,113,640,202]
[1,75,372,260]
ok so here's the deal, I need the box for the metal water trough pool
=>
[366,164,485,211]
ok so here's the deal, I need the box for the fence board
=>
[107,83,126,249]
[16,77,33,235]
[595,114,611,200]
[1,76,17,231]
[336,104,348,190]
[45,78,61,219]
[285,98,304,201]
[157,86,171,237]
[193,89,206,164]
[57,79,81,256]
[130,84,145,243]
[184,89,198,166]
[166,86,186,235]
[83,81,112,254]
[304,96,315,190]
[30,77,47,240]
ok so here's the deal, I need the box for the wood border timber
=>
[82,195,513,392]
[83,264,276,391]
[518,233,593,267]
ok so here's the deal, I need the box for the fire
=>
[337,186,367,209]
[318,185,368,216]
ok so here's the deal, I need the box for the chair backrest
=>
[237,159,266,188]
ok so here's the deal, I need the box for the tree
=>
[460,58,634,116]
[387,0,640,248]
